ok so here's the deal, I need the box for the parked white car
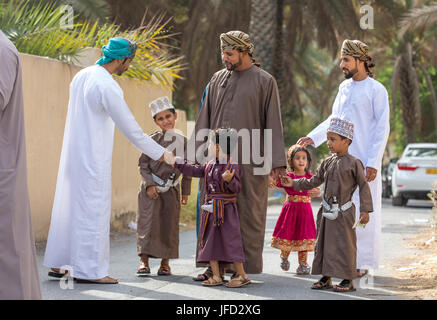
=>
[392,143,437,206]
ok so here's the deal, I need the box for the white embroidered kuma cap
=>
[327,117,354,141]
[149,96,175,117]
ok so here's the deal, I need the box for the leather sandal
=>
[193,267,213,281]
[202,275,223,286]
[136,262,151,276]
[225,275,251,288]
[157,265,171,276]
[333,279,356,292]
[76,276,118,284]
[311,276,333,290]
[48,268,69,279]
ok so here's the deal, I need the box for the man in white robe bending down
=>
[298,39,390,277]
[44,37,173,284]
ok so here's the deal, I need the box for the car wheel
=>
[392,195,407,206]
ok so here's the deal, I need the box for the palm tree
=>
[247,0,366,116]
[174,0,252,117]
[388,1,437,143]
[0,0,184,89]
[355,0,437,144]
[28,0,111,22]
[248,0,277,74]
[392,41,422,143]
[399,2,437,138]
[399,2,437,37]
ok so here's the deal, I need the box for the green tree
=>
[0,0,184,89]
[248,0,277,74]
[31,0,110,22]
[399,2,437,139]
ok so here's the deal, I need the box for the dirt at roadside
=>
[386,216,437,300]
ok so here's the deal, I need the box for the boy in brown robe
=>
[280,118,373,292]
[136,97,191,276]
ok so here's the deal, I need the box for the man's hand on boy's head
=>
[297,137,314,147]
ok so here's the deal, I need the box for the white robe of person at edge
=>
[43,64,165,279]
[306,76,390,270]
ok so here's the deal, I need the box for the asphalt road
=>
[35,197,434,300]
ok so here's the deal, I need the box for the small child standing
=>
[271,145,317,275]
[280,118,373,292]
[173,128,250,288]
[136,96,191,276]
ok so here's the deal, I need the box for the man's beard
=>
[343,67,358,79]
[116,62,129,76]
[116,67,125,76]
[223,56,242,71]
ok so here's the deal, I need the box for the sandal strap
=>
[320,276,331,284]
[194,268,213,281]
[337,279,352,288]
[201,267,213,276]
[207,275,222,284]
[138,262,150,270]
[227,275,249,285]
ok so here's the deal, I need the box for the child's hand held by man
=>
[222,169,235,183]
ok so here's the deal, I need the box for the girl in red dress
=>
[271,145,318,274]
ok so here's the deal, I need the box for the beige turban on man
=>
[341,39,373,62]
[220,30,254,54]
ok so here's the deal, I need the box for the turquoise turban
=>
[96,37,138,65]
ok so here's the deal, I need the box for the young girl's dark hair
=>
[287,144,312,173]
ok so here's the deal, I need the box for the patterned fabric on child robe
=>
[174,159,245,264]
[292,154,373,280]
[137,131,191,259]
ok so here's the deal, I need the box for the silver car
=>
[391,143,437,206]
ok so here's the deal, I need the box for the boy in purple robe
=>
[173,128,250,288]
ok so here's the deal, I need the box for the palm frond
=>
[0,0,185,90]
[399,3,437,37]
[26,0,110,22]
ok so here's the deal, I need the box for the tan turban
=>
[341,39,372,62]
[220,31,254,55]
